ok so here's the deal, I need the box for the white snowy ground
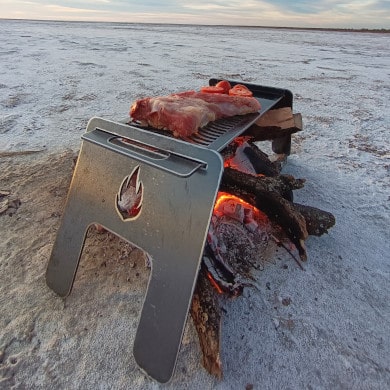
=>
[0,20,389,389]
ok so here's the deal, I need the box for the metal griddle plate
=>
[128,79,290,151]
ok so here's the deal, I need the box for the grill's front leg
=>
[133,252,200,383]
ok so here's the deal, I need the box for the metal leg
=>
[46,194,92,297]
[133,253,201,383]
[272,134,291,155]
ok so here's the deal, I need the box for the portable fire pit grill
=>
[46,79,293,383]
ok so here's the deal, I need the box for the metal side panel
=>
[46,121,223,383]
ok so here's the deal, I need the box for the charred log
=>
[190,263,223,379]
[202,243,245,297]
[244,141,281,177]
[221,138,284,177]
[220,168,309,260]
[254,190,308,260]
[293,203,336,236]
[221,167,305,199]
[220,168,335,250]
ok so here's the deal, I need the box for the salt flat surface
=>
[0,20,389,389]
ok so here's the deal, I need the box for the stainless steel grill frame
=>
[45,79,293,383]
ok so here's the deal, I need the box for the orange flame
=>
[233,136,251,147]
[214,192,252,211]
[223,136,252,169]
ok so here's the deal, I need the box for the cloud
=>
[45,4,106,15]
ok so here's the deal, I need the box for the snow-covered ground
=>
[0,19,389,389]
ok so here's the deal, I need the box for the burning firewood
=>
[190,117,335,378]
[220,168,308,261]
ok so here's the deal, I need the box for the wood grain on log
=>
[244,141,281,176]
[190,264,223,378]
[220,168,335,243]
[293,203,336,236]
[220,168,309,260]
[221,167,305,197]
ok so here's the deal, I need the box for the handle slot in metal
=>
[110,137,170,161]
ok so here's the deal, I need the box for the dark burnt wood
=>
[190,265,223,378]
[190,110,335,379]
[293,203,336,236]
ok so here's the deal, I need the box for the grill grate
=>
[185,112,261,150]
[129,112,262,152]
[127,81,292,152]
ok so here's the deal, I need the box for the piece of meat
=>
[130,90,261,138]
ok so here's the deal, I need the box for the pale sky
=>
[0,0,389,28]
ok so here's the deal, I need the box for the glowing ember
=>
[214,192,253,213]
[206,272,224,294]
[213,192,269,226]
[205,191,275,295]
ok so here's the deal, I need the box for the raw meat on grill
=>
[130,91,261,138]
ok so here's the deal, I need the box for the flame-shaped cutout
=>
[116,166,143,221]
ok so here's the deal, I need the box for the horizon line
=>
[1,17,389,33]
